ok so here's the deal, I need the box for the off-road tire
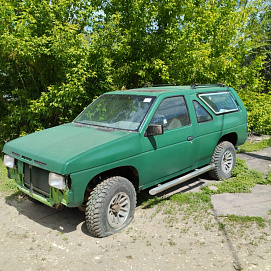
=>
[85,176,136,238]
[209,141,236,180]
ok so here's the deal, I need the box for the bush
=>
[239,90,271,135]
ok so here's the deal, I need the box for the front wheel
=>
[209,141,236,180]
[85,176,136,238]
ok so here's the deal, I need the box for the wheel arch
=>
[218,132,238,147]
[82,166,139,203]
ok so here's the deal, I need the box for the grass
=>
[203,158,271,194]
[238,137,271,153]
[226,214,265,228]
[0,159,18,195]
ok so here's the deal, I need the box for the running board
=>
[149,164,215,196]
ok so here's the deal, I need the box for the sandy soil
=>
[0,189,271,271]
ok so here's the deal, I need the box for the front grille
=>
[24,164,50,197]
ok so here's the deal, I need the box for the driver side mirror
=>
[144,124,164,137]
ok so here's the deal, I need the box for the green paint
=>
[3,85,247,208]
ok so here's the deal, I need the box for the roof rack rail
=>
[143,82,176,88]
[191,83,226,89]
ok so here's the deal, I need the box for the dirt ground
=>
[0,148,271,271]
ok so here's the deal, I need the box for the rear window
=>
[198,91,238,114]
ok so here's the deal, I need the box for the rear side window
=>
[198,92,238,114]
[193,101,212,123]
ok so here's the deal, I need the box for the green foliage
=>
[0,0,269,145]
[209,158,271,194]
[170,192,211,214]
[227,214,265,228]
[215,158,270,193]
[238,138,271,153]
[239,91,271,135]
[0,0,114,145]
[231,158,250,176]
[216,170,263,193]
[0,159,18,194]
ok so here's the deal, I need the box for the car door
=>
[139,95,195,186]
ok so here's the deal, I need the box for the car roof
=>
[105,84,232,97]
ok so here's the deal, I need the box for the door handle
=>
[187,136,193,141]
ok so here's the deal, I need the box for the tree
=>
[0,0,269,145]
[0,0,114,143]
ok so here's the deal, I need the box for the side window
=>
[150,96,190,131]
[198,91,239,114]
[193,101,213,123]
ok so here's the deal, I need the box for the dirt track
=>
[0,148,271,271]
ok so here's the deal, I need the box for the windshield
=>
[74,94,155,131]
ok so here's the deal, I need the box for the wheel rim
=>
[221,150,233,174]
[107,192,130,228]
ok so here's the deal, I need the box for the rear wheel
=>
[85,176,136,238]
[209,141,236,180]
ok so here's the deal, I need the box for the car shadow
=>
[5,194,85,234]
[239,152,271,162]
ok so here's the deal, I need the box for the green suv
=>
[3,84,247,237]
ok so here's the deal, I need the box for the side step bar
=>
[149,164,215,196]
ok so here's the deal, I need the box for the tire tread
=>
[209,141,236,180]
[85,176,136,238]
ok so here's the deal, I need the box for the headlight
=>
[4,155,15,168]
[49,173,66,190]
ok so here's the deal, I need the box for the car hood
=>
[3,123,140,174]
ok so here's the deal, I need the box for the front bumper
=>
[8,159,71,209]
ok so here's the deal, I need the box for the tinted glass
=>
[193,101,212,123]
[151,96,190,131]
